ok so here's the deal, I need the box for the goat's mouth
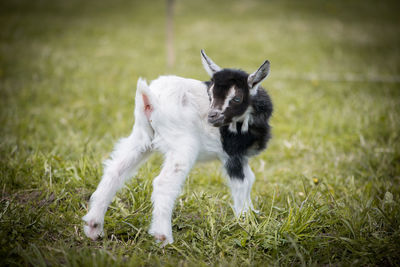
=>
[208,116,226,127]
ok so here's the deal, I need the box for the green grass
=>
[1,0,400,265]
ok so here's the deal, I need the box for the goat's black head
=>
[201,50,270,127]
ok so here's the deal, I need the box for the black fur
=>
[203,81,212,87]
[221,89,272,179]
[212,69,249,94]
[210,70,250,122]
[206,69,273,180]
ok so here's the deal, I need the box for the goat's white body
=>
[83,75,257,245]
[148,76,224,161]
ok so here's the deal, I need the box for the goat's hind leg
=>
[149,145,197,246]
[82,125,152,240]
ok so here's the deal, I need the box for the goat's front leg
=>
[225,158,258,216]
[149,147,197,246]
[82,127,152,240]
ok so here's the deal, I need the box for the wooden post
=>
[166,0,175,69]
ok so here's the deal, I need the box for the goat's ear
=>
[248,60,270,90]
[201,49,221,77]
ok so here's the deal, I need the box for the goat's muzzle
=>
[208,110,224,127]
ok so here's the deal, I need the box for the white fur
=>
[228,163,259,215]
[208,84,214,104]
[230,106,253,133]
[228,122,238,133]
[83,75,257,245]
[221,86,236,112]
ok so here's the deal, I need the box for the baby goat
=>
[83,50,273,245]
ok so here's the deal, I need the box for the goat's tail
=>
[132,78,156,144]
[136,78,157,121]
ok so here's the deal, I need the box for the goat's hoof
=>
[155,233,167,242]
[155,234,173,247]
[149,229,173,246]
[82,215,104,241]
[234,208,259,218]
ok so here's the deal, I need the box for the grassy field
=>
[1,0,400,265]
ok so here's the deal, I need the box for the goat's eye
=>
[232,96,242,103]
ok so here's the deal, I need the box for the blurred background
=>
[1,0,399,154]
[1,0,399,265]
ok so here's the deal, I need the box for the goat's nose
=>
[208,110,219,119]
[208,110,224,125]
